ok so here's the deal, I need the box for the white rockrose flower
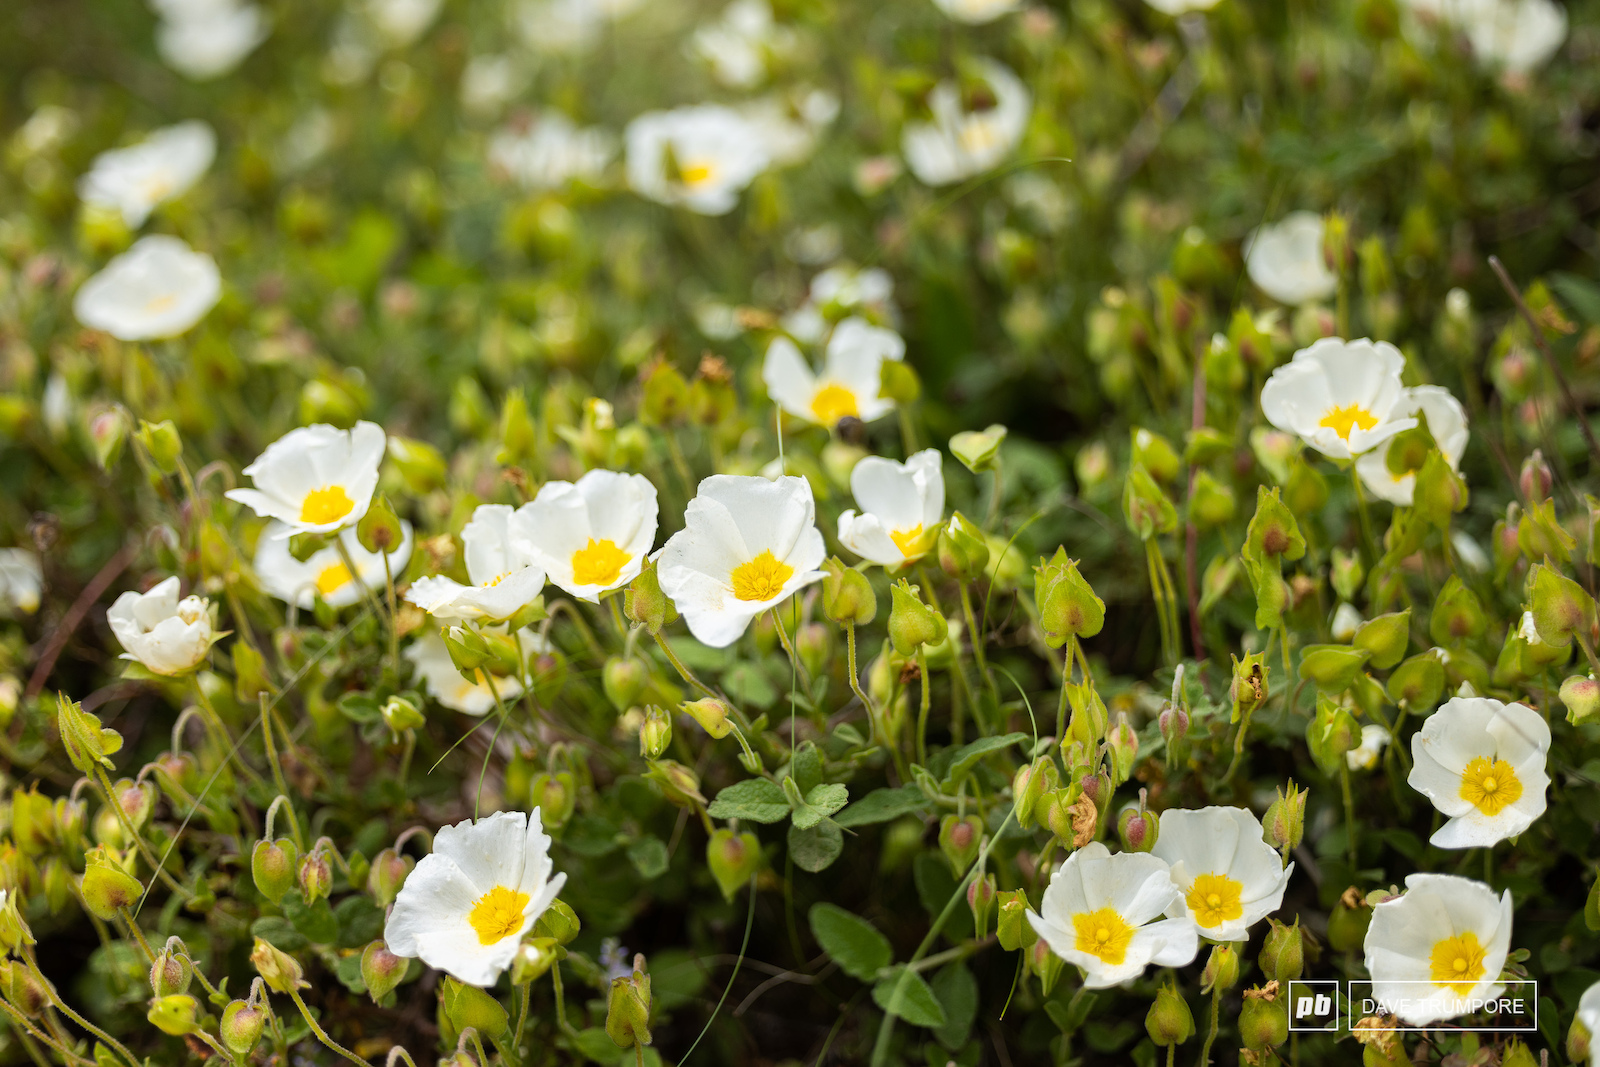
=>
[1151,806,1294,944]
[514,0,643,54]
[1348,723,1391,771]
[1364,873,1513,1026]
[838,450,945,567]
[1026,841,1199,989]
[155,2,269,81]
[1330,602,1364,642]
[404,626,547,715]
[902,58,1030,187]
[931,0,1019,25]
[73,235,222,341]
[367,0,442,47]
[657,475,827,648]
[511,471,658,604]
[1578,980,1600,1066]
[625,105,771,216]
[384,809,567,986]
[78,121,216,228]
[1144,0,1223,13]
[489,113,615,190]
[740,88,839,167]
[0,550,44,615]
[407,505,547,621]
[1260,338,1418,460]
[1243,211,1339,306]
[255,520,414,610]
[1355,385,1470,506]
[1462,0,1567,73]
[763,317,906,429]
[461,55,527,117]
[1408,696,1549,848]
[782,265,897,344]
[225,422,386,536]
[689,0,795,89]
[107,576,218,676]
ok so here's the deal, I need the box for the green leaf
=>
[835,786,930,827]
[940,733,1029,789]
[791,783,849,830]
[872,967,948,1028]
[334,952,367,995]
[707,778,791,824]
[788,820,843,872]
[628,836,670,880]
[249,916,307,953]
[280,893,338,944]
[722,662,778,709]
[791,741,824,795]
[930,963,978,1050]
[332,895,385,949]
[808,903,892,981]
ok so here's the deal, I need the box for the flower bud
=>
[967,873,998,939]
[150,943,192,997]
[1239,986,1288,1050]
[1262,783,1307,854]
[440,976,509,1041]
[1259,917,1304,982]
[1075,440,1113,492]
[888,580,946,656]
[299,848,332,904]
[57,695,124,775]
[605,957,652,1050]
[1012,756,1059,829]
[1530,563,1597,649]
[1123,464,1178,541]
[1352,610,1410,670]
[1146,983,1195,1047]
[1230,651,1270,724]
[1245,486,1307,563]
[86,403,130,471]
[1159,702,1189,766]
[1034,547,1105,648]
[0,961,47,1017]
[1308,695,1359,775]
[640,705,672,759]
[356,493,404,556]
[0,893,32,956]
[1520,449,1552,503]
[796,623,832,678]
[996,889,1037,952]
[682,697,733,740]
[938,815,983,876]
[1106,713,1138,786]
[1327,894,1371,953]
[1568,1017,1593,1066]
[1131,427,1181,484]
[220,999,265,1056]
[879,359,921,405]
[382,695,425,734]
[81,846,143,920]
[251,938,306,994]
[530,772,577,830]
[534,899,581,945]
[937,512,990,580]
[821,557,876,627]
[386,435,448,493]
[1029,938,1064,994]
[1189,470,1236,528]
[1428,575,1487,647]
[442,625,491,673]
[367,848,414,907]
[1117,800,1159,853]
[1518,498,1576,563]
[146,993,199,1036]
[949,424,1006,473]
[603,657,649,713]
[1200,943,1239,994]
[1330,548,1364,602]
[707,829,762,900]
[1297,644,1372,693]
[251,838,298,905]
[511,937,560,985]
[1561,674,1600,726]
[361,940,407,1001]
[624,558,678,635]
[1386,650,1445,710]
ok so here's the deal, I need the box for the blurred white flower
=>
[1355,385,1470,506]
[256,520,414,610]
[73,235,222,341]
[78,121,216,228]
[407,505,546,622]
[657,475,827,647]
[1243,212,1338,306]
[1364,873,1513,1025]
[1145,0,1222,12]
[512,470,658,604]
[0,550,43,615]
[385,809,567,986]
[1260,338,1418,460]
[108,576,216,675]
[278,109,335,173]
[1152,806,1293,943]
[367,0,442,47]
[741,88,839,167]
[153,0,269,81]
[782,264,896,344]
[902,58,1030,186]
[1578,981,1600,1066]
[226,422,386,536]
[931,0,1019,24]
[764,317,905,429]
[838,450,945,567]
[625,105,771,215]
[1026,842,1198,989]
[404,626,547,715]
[1347,723,1391,771]
[690,0,795,89]
[461,55,528,117]
[1408,696,1549,848]
[1462,0,1567,73]
[514,0,643,55]
[490,113,615,190]
[1330,602,1364,642]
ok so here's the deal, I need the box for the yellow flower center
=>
[1318,403,1379,441]
[467,885,531,945]
[1458,756,1522,817]
[483,572,511,588]
[1185,872,1244,930]
[730,549,795,602]
[1071,907,1135,966]
[959,119,1000,155]
[570,539,632,587]
[300,485,355,526]
[680,160,717,188]
[315,563,353,596]
[890,524,925,559]
[144,293,178,313]
[1428,931,1487,994]
[809,382,859,426]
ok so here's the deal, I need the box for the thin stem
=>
[654,631,719,701]
[1196,989,1220,1067]
[513,981,531,1049]
[959,579,995,704]
[915,647,932,767]
[260,692,292,809]
[22,952,143,1067]
[381,548,400,675]
[985,458,1004,528]
[288,987,374,1067]
[550,962,579,1039]
[1340,762,1359,875]
[117,909,156,962]
[192,678,267,788]
[1055,639,1074,742]
[93,767,190,898]
[770,606,809,688]
[1350,468,1378,564]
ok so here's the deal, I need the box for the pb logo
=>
[1287,980,1339,1032]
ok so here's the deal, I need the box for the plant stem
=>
[915,647,932,766]
[654,631,719,701]
[1340,762,1359,874]
[93,767,190,898]
[288,987,374,1067]
[23,952,143,1067]
[770,606,809,687]
[1196,989,1220,1067]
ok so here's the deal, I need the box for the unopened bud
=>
[967,873,998,938]
[533,899,581,945]
[150,943,192,997]
[682,697,732,739]
[937,512,989,580]
[1012,755,1059,829]
[382,695,425,734]
[367,848,413,907]
[146,993,199,1036]
[1159,702,1189,765]
[1239,985,1288,1050]
[1259,917,1304,982]
[603,657,649,712]
[0,961,48,1016]
[1201,943,1239,993]
[1561,674,1600,726]
[530,772,577,830]
[1520,450,1552,503]
[1327,893,1372,953]
[361,940,407,1001]
[821,557,876,628]
[938,815,983,876]
[640,705,672,759]
[1262,783,1306,854]
[1034,547,1105,647]
[511,937,560,984]
[356,493,404,556]
[81,846,143,920]
[1146,983,1195,1047]
[220,999,265,1056]
[1568,1017,1592,1065]
[134,419,183,474]
[1106,714,1138,786]
[624,559,678,635]
[1307,695,1359,775]
[1117,799,1159,853]
[707,829,762,900]
[298,848,332,904]
[250,938,306,994]
[996,889,1037,952]
[1029,938,1064,994]
[442,625,491,673]
[888,580,946,655]
[1353,610,1410,670]
[605,957,652,1050]
[949,424,1006,473]
[796,623,832,678]
[1330,548,1364,602]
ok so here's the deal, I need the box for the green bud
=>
[57,695,124,775]
[1498,1038,1537,1067]
[1518,498,1577,563]
[356,493,405,556]
[252,838,298,905]
[1106,713,1139,786]
[1245,486,1307,563]
[530,772,576,830]
[1230,651,1270,724]
[996,889,1037,952]
[1012,755,1060,830]
[81,846,143,920]
[1327,895,1371,953]
[299,847,332,904]
[1353,610,1410,670]
[1386,650,1446,710]
[1034,546,1106,647]
[1146,983,1195,1047]
[1259,917,1304,982]
[938,815,983,876]
[1029,939,1064,995]
[442,626,491,674]
[949,424,1006,473]
[496,388,537,467]
[367,848,414,907]
[1297,644,1372,693]
[1308,695,1359,775]
[967,873,998,939]
[361,940,407,1001]
[888,580,946,656]
[0,961,47,1017]
[510,937,560,985]
[250,937,306,994]
[1189,469,1236,528]
[1200,943,1239,994]
[821,557,876,627]
[603,657,649,712]
[640,706,672,759]
[533,898,581,945]
[1331,549,1365,603]
[1123,463,1178,541]
[382,695,425,735]
[707,829,762,900]
[1131,427,1181,484]
[85,403,130,471]
[1569,1017,1593,1065]
[134,419,182,474]
[1427,575,1486,648]
[1530,563,1597,649]
[639,361,690,427]
[440,976,509,1040]
[150,942,192,997]
[386,435,448,493]
[1561,674,1600,725]
[1183,426,1231,465]
[682,697,733,739]
[1413,450,1468,528]
[879,359,921,405]
[796,623,832,677]
[1117,801,1159,853]
[624,558,678,635]
[1075,440,1114,492]
[220,1000,265,1057]
[1262,782,1307,854]
[937,511,990,580]
[605,957,652,1050]
[1239,987,1288,1050]
[0,893,32,956]
[146,993,199,1036]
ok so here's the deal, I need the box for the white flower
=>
[461,55,527,117]
[489,113,614,190]
[1260,338,1418,460]
[657,475,827,648]
[1144,0,1222,13]
[1348,723,1391,771]
[107,576,216,675]
[1330,602,1364,642]
[225,422,386,536]
[625,105,771,216]
[1578,981,1600,1066]
[838,450,945,567]
[255,520,414,609]
[0,550,43,615]
[1150,806,1293,944]
[931,0,1019,24]
[1243,212,1338,306]
[782,265,896,344]
[1355,385,1470,506]
[155,3,269,81]
[78,121,216,228]
[689,0,793,89]
[740,88,839,167]
[367,0,441,47]
[384,809,567,986]
[513,0,643,55]
[406,506,547,621]
[1025,841,1198,989]
[1408,696,1549,848]
[404,626,547,715]
[1463,0,1567,73]
[1364,873,1513,1026]
[510,471,658,604]
[902,58,1030,187]
[763,317,906,429]
[73,235,222,341]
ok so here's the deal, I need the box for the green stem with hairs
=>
[288,987,373,1067]
[1195,989,1220,1067]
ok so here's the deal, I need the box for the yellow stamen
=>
[958,120,1000,155]
[1071,907,1135,966]
[1458,756,1521,817]
[467,885,531,945]
[680,161,716,188]
[1318,403,1379,441]
[1428,932,1487,994]
[730,549,795,602]
[809,382,859,426]
[890,524,925,559]
[144,293,178,313]
[300,485,355,526]
[570,539,632,587]
[315,563,353,596]
[1185,872,1244,929]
